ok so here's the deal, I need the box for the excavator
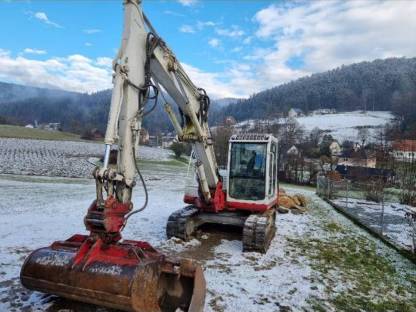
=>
[20,0,279,311]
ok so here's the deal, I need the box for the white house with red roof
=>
[392,140,416,162]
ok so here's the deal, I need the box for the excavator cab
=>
[227,134,278,207]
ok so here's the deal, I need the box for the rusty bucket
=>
[20,234,205,312]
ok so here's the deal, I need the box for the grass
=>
[0,124,81,141]
[280,181,316,192]
[286,204,416,311]
[0,174,92,185]
[137,157,188,168]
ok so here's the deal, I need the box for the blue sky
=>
[0,0,415,98]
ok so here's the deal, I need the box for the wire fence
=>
[317,175,416,254]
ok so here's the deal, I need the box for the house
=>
[224,116,237,126]
[161,133,176,148]
[287,145,300,156]
[39,122,61,131]
[139,128,150,145]
[338,148,377,168]
[47,123,61,131]
[336,165,394,182]
[288,108,304,118]
[90,128,104,140]
[392,140,416,162]
[81,128,104,140]
[329,141,342,156]
[312,108,336,115]
[148,135,160,147]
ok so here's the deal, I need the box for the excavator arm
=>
[97,0,220,208]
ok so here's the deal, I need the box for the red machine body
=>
[21,197,205,312]
[184,133,279,214]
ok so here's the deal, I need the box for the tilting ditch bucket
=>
[20,234,205,312]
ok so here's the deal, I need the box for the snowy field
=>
[0,138,173,178]
[296,111,394,141]
[1,165,415,311]
[237,111,394,142]
[332,198,415,251]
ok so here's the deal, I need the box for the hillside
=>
[1,57,415,136]
[236,111,394,142]
[0,82,230,135]
[213,57,416,135]
[0,82,78,103]
[0,124,81,141]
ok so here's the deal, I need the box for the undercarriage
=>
[166,206,277,253]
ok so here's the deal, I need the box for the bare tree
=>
[310,127,323,146]
[357,127,370,146]
[212,125,233,167]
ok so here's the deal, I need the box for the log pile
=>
[278,189,308,214]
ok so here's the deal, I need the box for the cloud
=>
[83,28,101,34]
[181,62,259,99]
[163,10,185,17]
[32,11,62,28]
[254,1,416,74]
[181,63,241,99]
[242,36,253,45]
[215,26,245,37]
[22,48,47,55]
[180,21,216,34]
[0,51,112,93]
[177,0,416,99]
[179,25,195,34]
[196,21,216,30]
[179,1,416,99]
[0,49,238,99]
[231,47,242,53]
[177,0,197,7]
[96,57,113,67]
[243,48,272,61]
[208,38,220,48]
[3,1,414,101]
[84,42,93,47]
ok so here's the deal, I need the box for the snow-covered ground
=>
[332,198,415,251]
[236,111,394,142]
[296,111,394,141]
[0,138,173,178]
[1,169,415,311]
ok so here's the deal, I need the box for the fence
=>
[317,175,416,255]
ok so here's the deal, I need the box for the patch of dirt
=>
[164,229,242,264]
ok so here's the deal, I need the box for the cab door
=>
[267,141,278,200]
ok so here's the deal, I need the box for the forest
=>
[212,57,416,137]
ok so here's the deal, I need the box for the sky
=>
[0,0,415,99]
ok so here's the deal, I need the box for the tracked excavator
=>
[20,0,278,311]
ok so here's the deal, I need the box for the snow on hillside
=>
[236,111,394,142]
[296,111,394,141]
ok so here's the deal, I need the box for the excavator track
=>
[167,206,277,254]
[166,206,200,241]
[242,208,276,253]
